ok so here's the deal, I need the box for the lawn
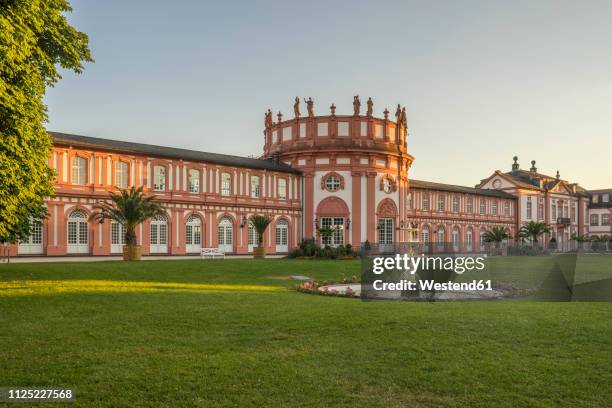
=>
[1,258,611,407]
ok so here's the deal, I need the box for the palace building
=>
[9,97,611,256]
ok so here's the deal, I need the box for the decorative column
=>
[351,171,362,246]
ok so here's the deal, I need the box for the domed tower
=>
[262,96,414,246]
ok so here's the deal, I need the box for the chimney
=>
[530,160,537,173]
[511,156,519,172]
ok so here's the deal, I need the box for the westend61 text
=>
[372,279,493,291]
[372,254,486,275]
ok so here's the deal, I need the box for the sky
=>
[45,0,612,189]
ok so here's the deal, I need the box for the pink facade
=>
[8,98,609,257]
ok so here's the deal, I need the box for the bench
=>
[201,248,225,259]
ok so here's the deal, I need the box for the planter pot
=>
[123,245,142,261]
[253,246,266,259]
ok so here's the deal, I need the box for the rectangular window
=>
[603,194,610,203]
[526,197,532,219]
[115,161,128,188]
[452,196,459,213]
[504,201,510,216]
[467,198,473,213]
[492,200,498,215]
[590,214,599,226]
[251,175,260,198]
[437,195,445,212]
[602,214,610,226]
[278,178,287,200]
[407,193,412,210]
[71,156,87,185]
[153,166,166,191]
[189,169,200,193]
[221,173,231,196]
[422,192,429,210]
[479,199,486,215]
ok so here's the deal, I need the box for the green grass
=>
[1,258,611,407]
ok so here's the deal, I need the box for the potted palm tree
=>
[90,187,165,260]
[519,221,552,246]
[483,226,510,255]
[250,215,272,259]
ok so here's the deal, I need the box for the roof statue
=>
[353,95,361,116]
[330,103,336,116]
[366,97,373,117]
[265,109,273,128]
[277,111,283,123]
[293,97,300,119]
[395,104,401,122]
[304,97,314,117]
[401,107,407,127]
[383,108,389,120]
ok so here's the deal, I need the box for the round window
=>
[325,175,340,191]
[492,179,502,188]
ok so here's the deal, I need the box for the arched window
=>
[275,219,289,252]
[67,209,88,253]
[437,226,445,242]
[111,221,126,253]
[185,214,202,252]
[115,161,128,189]
[71,156,87,185]
[189,169,200,193]
[218,218,233,253]
[18,218,43,255]
[150,214,168,253]
[466,227,474,251]
[248,221,259,252]
[452,226,460,251]
[479,228,486,251]
[421,225,430,243]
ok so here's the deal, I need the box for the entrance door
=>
[185,215,202,253]
[275,220,288,253]
[218,218,233,253]
[150,215,168,253]
[111,221,125,254]
[18,219,43,255]
[67,210,89,254]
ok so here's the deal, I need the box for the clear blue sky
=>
[46,0,612,189]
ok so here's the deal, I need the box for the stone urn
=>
[253,246,266,259]
[123,245,142,261]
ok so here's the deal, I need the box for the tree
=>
[483,226,510,248]
[0,0,93,242]
[90,187,165,259]
[519,221,552,245]
[250,215,272,248]
[249,215,272,258]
